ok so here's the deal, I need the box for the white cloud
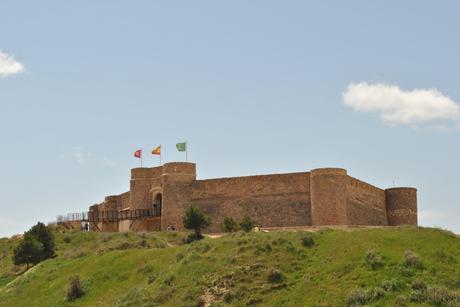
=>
[343,82,460,128]
[69,148,117,167]
[71,148,91,164]
[0,50,25,76]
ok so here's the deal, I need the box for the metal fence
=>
[57,208,159,223]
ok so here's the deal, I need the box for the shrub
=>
[427,286,460,306]
[366,250,383,270]
[139,239,150,248]
[66,275,85,301]
[137,264,153,274]
[13,236,44,268]
[409,279,427,302]
[164,275,174,286]
[435,250,456,264]
[63,236,72,243]
[394,295,408,307]
[239,216,256,232]
[183,233,203,244]
[347,288,369,306]
[221,217,238,233]
[300,234,315,247]
[176,253,185,262]
[182,207,211,238]
[347,287,384,306]
[404,250,422,269]
[381,278,401,292]
[223,291,233,303]
[26,222,55,259]
[267,269,283,283]
[147,274,156,284]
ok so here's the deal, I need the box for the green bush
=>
[381,278,401,292]
[182,207,211,238]
[267,269,283,283]
[221,217,238,233]
[347,287,384,306]
[366,250,383,270]
[63,236,72,243]
[427,286,460,306]
[404,250,422,269]
[409,279,427,302]
[347,288,369,306]
[26,222,55,259]
[223,291,233,303]
[12,222,56,268]
[239,216,256,232]
[300,234,315,247]
[66,275,85,301]
[13,236,44,268]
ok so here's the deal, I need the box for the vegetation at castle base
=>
[183,206,211,242]
[12,222,55,269]
[0,226,459,306]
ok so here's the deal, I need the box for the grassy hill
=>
[0,226,459,306]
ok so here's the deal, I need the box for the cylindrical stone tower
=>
[385,187,417,226]
[310,168,348,226]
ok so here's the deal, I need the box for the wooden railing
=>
[57,208,160,223]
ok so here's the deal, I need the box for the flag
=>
[176,142,186,152]
[134,149,142,158]
[151,146,161,155]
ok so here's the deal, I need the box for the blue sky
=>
[0,1,459,236]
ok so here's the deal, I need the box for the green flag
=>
[176,142,187,152]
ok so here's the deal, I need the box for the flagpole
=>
[141,148,143,167]
[160,145,162,166]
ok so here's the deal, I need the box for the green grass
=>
[0,226,459,306]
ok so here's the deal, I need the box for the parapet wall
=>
[347,177,388,226]
[174,172,311,232]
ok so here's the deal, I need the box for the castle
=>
[87,162,417,232]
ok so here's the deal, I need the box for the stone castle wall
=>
[88,162,417,232]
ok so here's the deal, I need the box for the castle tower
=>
[310,168,348,226]
[161,162,196,230]
[385,187,417,226]
[129,167,163,210]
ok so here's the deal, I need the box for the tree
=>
[182,207,211,240]
[13,236,44,269]
[239,216,256,232]
[26,222,55,259]
[221,217,238,232]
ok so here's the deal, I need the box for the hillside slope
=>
[0,227,459,306]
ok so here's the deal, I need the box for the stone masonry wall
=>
[347,177,388,226]
[178,173,311,232]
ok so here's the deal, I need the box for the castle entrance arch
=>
[153,193,162,216]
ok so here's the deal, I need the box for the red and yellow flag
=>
[151,146,161,155]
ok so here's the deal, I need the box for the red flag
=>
[134,149,142,158]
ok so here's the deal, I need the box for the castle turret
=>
[385,187,417,226]
[161,162,196,231]
[310,168,348,225]
[129,166,163,210]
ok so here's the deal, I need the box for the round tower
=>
[385,187,417,226]
[310,168,348,226]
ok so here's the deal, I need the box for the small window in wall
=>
[153,193,162,216]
